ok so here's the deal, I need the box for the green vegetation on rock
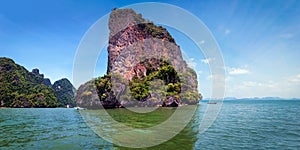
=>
[0,57,58,107]
[52,78,76,107]
[93,59,201,106]
[129,59,180,101]
[138,23,175,43]
[95,74,112,101]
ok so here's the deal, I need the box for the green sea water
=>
[0,100,299,149]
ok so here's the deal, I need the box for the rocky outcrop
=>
[0,57,79,108]
[30,68,52,87]
[75,8,201,109]
[0,57,58,108]
[75,79,120,109]
[52,78,76,107]
[30,69,77,107]
[43,78,52,87]
[107,9,185,79]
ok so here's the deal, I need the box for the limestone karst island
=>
[75,8,202,109]
[0,58,75,108]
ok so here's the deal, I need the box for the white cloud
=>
[206,74,226,81]
[225,81,276,98]
[201,58,214,64]
[207,75,231,83]
[204,72,300,98]
[198,40,205,45]
[206,75,212,80]
[288,74,300,83]
[242,81,276,88]
[225,29,231,35]
[186,57,196,68]
[225,74,300,98]
[242,81,259,87]
[228,67,250,75]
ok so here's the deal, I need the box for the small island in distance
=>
[0,57,75,108]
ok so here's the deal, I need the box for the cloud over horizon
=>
[201,58,214,64]
[228,67,250,75]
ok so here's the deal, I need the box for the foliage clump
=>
[95,74,112,101]
[94,58,201,105]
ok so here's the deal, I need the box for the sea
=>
[0,100,299,150]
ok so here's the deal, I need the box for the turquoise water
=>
[0,100,299,149]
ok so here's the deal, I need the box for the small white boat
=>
[74,107,86,110]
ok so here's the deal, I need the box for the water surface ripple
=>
[0,100,299,149]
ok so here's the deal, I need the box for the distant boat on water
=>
[207,102,217,104]
[74,107,86,110]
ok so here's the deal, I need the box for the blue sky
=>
[1,0,300,98]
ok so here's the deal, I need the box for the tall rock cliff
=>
[107,9,186,79]
[75,8,201,109]
[30,68,52,87]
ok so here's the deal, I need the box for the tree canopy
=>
[0,57,58,108]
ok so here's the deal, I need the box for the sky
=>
[0,0,300,98]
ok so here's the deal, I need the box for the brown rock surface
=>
[75,8,201,109]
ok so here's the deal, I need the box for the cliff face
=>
[76,8,201,109]
[30,68,52,87]
[107,9,186,80]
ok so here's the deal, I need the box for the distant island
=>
[0,57,75,108]
[75,8,202,109]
